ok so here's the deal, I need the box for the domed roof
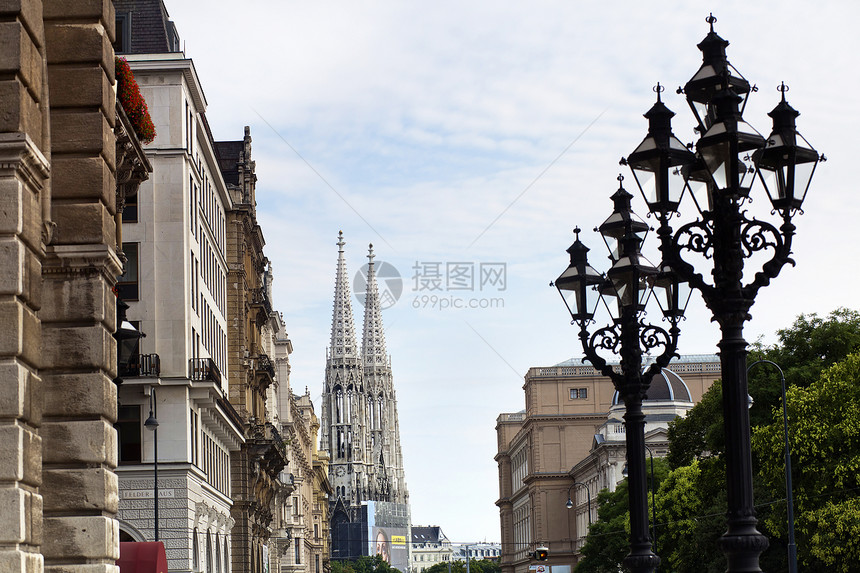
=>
[612,367,692,405]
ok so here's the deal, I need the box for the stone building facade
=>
[496,356,720,573]
[220,127,288,573]
[1,1,151,572]
[110,4,253,573]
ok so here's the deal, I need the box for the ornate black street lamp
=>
[624,15,822,572]
[554,178,687,573]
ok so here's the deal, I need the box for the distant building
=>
[496,355,720,573]
[450,543,501,562]
[411,527,453,572]
[321,235,412,571]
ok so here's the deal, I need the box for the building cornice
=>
[125,54,207,111]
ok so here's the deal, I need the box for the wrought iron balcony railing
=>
[189,357,222,385]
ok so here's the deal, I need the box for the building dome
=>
[612,368,692,405]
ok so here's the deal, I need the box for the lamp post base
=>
[719,521,769,573]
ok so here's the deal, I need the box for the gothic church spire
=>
[330,231,359,358]
[361,244,388,369]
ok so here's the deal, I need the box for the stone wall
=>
[0,1,122,571]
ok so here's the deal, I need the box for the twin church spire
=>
[322,231,408,508]
[329,232,388,364]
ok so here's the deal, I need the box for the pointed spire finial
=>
[706,12,717,32]
[337,230,345,251]
[368,243,375,264]
[778,81,789,102]
[653,82,664,102]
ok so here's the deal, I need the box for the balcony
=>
[190,357,222,385]
[250,286,272,323]
[121,353,161,378]
[258,352,275,376]
[248,421,288,479]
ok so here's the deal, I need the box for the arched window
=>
[215,535,222,573]
[206,530,212,573]
[223,538,229,573]
[193,528,200,572]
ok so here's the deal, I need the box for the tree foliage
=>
[331,555,401,573]
[575,458,670,573]
[424,559,500,573]
[628,309,860,571]
[668,309,860,471]
[753,352,860,572]
[574,480,630,573]
[653,459,728,573]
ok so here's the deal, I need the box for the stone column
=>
[0,1,51,571]
[39,2,122,572]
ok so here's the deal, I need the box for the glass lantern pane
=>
[667,166,687,207]
[633,166,658,206]
[793,160,817,203]
[702,141,731,189]
[737,157,755,189]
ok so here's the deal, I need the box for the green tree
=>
[659,308,860,572]
[753,352,860,572]
[425,559,501,573]
[331,555,401,573]
[653,459,727,572]
[575,480,630,573]
[666,380,723,469]
[575,458,668,573]
[668,309,860,469]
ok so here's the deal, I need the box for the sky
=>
[165,0,860,545]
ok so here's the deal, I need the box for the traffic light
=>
[534,546,548,561]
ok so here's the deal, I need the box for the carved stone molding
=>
[43,244,123,281]
[0,132,53,247]
[0,132,50,190]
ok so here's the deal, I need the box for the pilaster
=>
[40,2,120,571]
[0,2,50,569]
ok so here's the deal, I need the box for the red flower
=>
[116,57,156,144]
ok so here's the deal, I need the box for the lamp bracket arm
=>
[580,324,621,384]
[639,320,680,384]
[741,216,796,299]
[664,219,717,298]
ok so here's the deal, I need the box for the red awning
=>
[117,542,168,573]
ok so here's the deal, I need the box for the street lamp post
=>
[622,447,658,559]
[644,446,658,558]
[623,15,821,572]
[566,481,593,526]
[748,360,796,573]
[554,178,687,573]
[144,388,159,541]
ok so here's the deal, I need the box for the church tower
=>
[321,231,363,500]
[321,233,410,566]
[361,244,409,505]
